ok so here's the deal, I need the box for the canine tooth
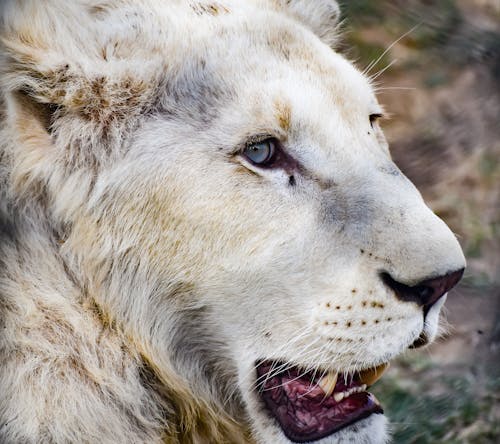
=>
[358,362,390,386]
[318,372,338,397]
[333,391,344,402]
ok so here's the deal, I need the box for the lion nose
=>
[381,268,464,312]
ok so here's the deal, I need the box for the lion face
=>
[2,1,465,442]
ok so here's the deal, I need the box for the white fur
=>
[0,1,465,443]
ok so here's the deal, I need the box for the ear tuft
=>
[15,89,59,135]
[0,1,159,125]
[276,0,340,46]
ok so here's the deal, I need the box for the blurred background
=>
[339,1,499,442]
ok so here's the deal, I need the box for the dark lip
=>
[256,360,384,443]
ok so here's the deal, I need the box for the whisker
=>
[362,24,421,77]
[298,345,332,399]
[255,338,326,390]
[374,86,416,91]
[223,321,312,405]
[255,336,323,390]
[369,59,398,82]
[260,345,325,393]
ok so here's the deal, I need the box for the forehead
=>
[153,3,377,129]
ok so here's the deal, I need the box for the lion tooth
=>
[358,362,390,386]
[333,391,344,402]
[318,372,338,397]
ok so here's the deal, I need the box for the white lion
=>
[0,1,465,443]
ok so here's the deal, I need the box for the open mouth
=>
[256,360,389,443]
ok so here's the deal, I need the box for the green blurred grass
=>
[372,363,499,443]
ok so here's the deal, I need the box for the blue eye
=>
[243,139,276,165]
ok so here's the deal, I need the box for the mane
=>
[0,3,250,443]
[0,111,251,444]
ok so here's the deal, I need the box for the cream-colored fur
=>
[0,1,465,443]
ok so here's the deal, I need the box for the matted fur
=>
[0,1,465,443]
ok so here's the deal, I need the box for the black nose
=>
[381,268,464,312]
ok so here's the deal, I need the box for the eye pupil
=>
[243,139,276,165]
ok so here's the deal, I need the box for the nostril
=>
[381,268,465,310]
[413,284,434,306]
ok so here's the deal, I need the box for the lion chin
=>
[0,1,465,443]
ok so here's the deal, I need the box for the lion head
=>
[0,1,465,443]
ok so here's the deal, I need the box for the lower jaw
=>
[255,362,386,442]
[263,391,383,442]
[252,410,388,444]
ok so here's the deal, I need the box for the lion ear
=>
[1,0,158,197]
[8,90,59,136]
[1,3,76,194]
[1,0,77,179]
[276,0,341,46]
[3,88,61,196]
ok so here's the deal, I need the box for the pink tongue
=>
[258,366,383,443]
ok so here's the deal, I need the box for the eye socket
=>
[243,138,276,165]
[369,113,383,129]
